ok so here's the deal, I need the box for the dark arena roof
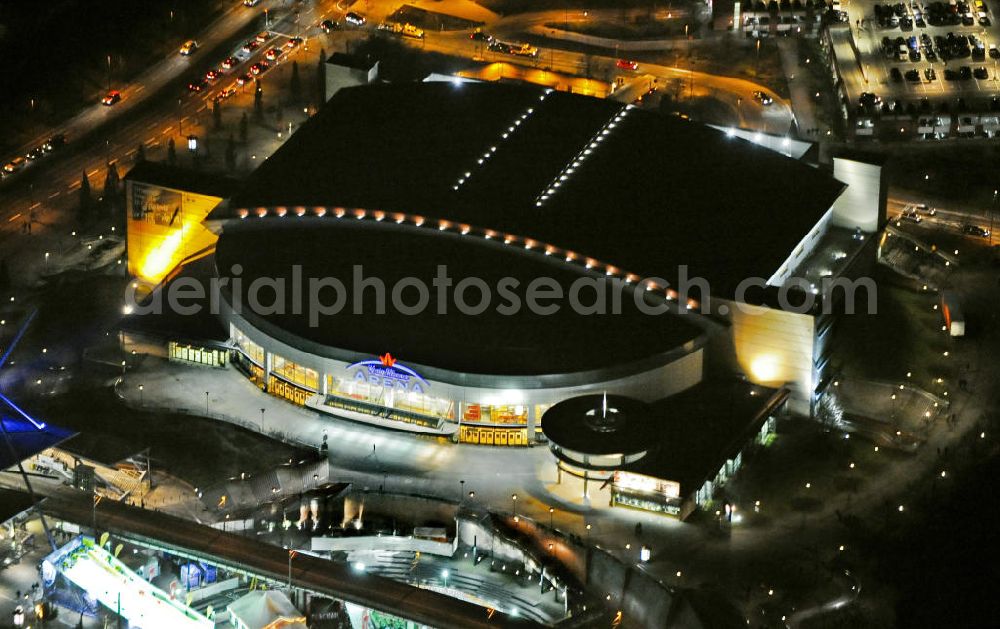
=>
[221,82,845,296]
[215,221,704,377]
[541,394,655,457]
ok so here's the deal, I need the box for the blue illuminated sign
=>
[346,353,429,394]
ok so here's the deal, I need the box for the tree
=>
[103,162,120,216]
[136,142,146,163]
[254,80,263,120]
[213,98,222,130]
[289,61,302,104]
[167,137,177,165]
[315,48,327,107]
[225,133,236,172]
[79,171,92,223]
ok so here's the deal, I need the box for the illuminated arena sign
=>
[346,353,430,394]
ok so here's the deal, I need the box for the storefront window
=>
[271,354,319,391]
[462,403,528,425]
[168,342,226,367]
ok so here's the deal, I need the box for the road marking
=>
[145,139,159,147]
[197,104,207,112]
[126,148,137,157]
[135,85,145,93]
[48,191,61,199]
[87,169,99,178]
[7,213,21,223]
[29,202,40,210]
[147,121,158,130]
[69,181,81,191]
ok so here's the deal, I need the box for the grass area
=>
[656,38,789,98]
[478,0,697,13]
[827,265,953,391]
[31,385,309,489]
[543,18,691,40]
[388,5,483,31]
[798,38,846,139]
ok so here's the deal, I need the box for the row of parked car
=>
[875,0,991,29]
[882,31,997,62]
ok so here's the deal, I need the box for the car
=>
[901,208,923,223]
[945,68,959,80]
[265,47,283,61]
[905,68,921,81]
[205,69,221,81]
[914,204,937,216]
[963,224,991,237]
[320,19,338,33]
[859,92,881,107]
[42,134,66,152]
[179,40,198,55]
[909,49,922,61]
[3,156,26,173]
[26,147,43,161]
[616,59,639,70]
[250,61,269,75]
[256,31,271,43]
[243,0,259,6]
[287,37,303,48]
[925,48,937,62]
[990,45,1000,59]
[488,40,511,54]
[101,90,121,106]
[222,57,239,70]
[236,73,253,86]
[752,90,773,105]
[925,67,937,81]
[974,66,989,79]
[470,29,492,41]
[345,12,366,26]
[242,40,260,54]
[891,67,904,82]
[214,88,237,101]
[959,65,972,79]
[187,80,206,92]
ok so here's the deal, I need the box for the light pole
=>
[460,480,465,504]
[205,391,209,415]
[511,493,518,521]
[138,384,143,405]
[106,54,112,91]
[549,507,554,529]
[260,408,265,433]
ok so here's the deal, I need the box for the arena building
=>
[123,81,885,456]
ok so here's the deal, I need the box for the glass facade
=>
[272,354,319,391]
[232,326,264,366]
[168,342,227,368]
[326,375,454,421]
[458,425,528,446]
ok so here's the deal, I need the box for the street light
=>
[511,493,518,520]
[548,507,554,529]
[260,408,265,433]
[138,384,143,405]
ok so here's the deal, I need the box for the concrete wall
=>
[710,299,816,415]
[829,157,887,233]
[311,535,454,556]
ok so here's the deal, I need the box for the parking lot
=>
[838,0,1000,114]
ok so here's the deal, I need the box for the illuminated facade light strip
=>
[534,105,632,208]
[226,201,699,312]
[452,90,554,191]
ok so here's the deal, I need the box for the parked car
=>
[320,19,338,33]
